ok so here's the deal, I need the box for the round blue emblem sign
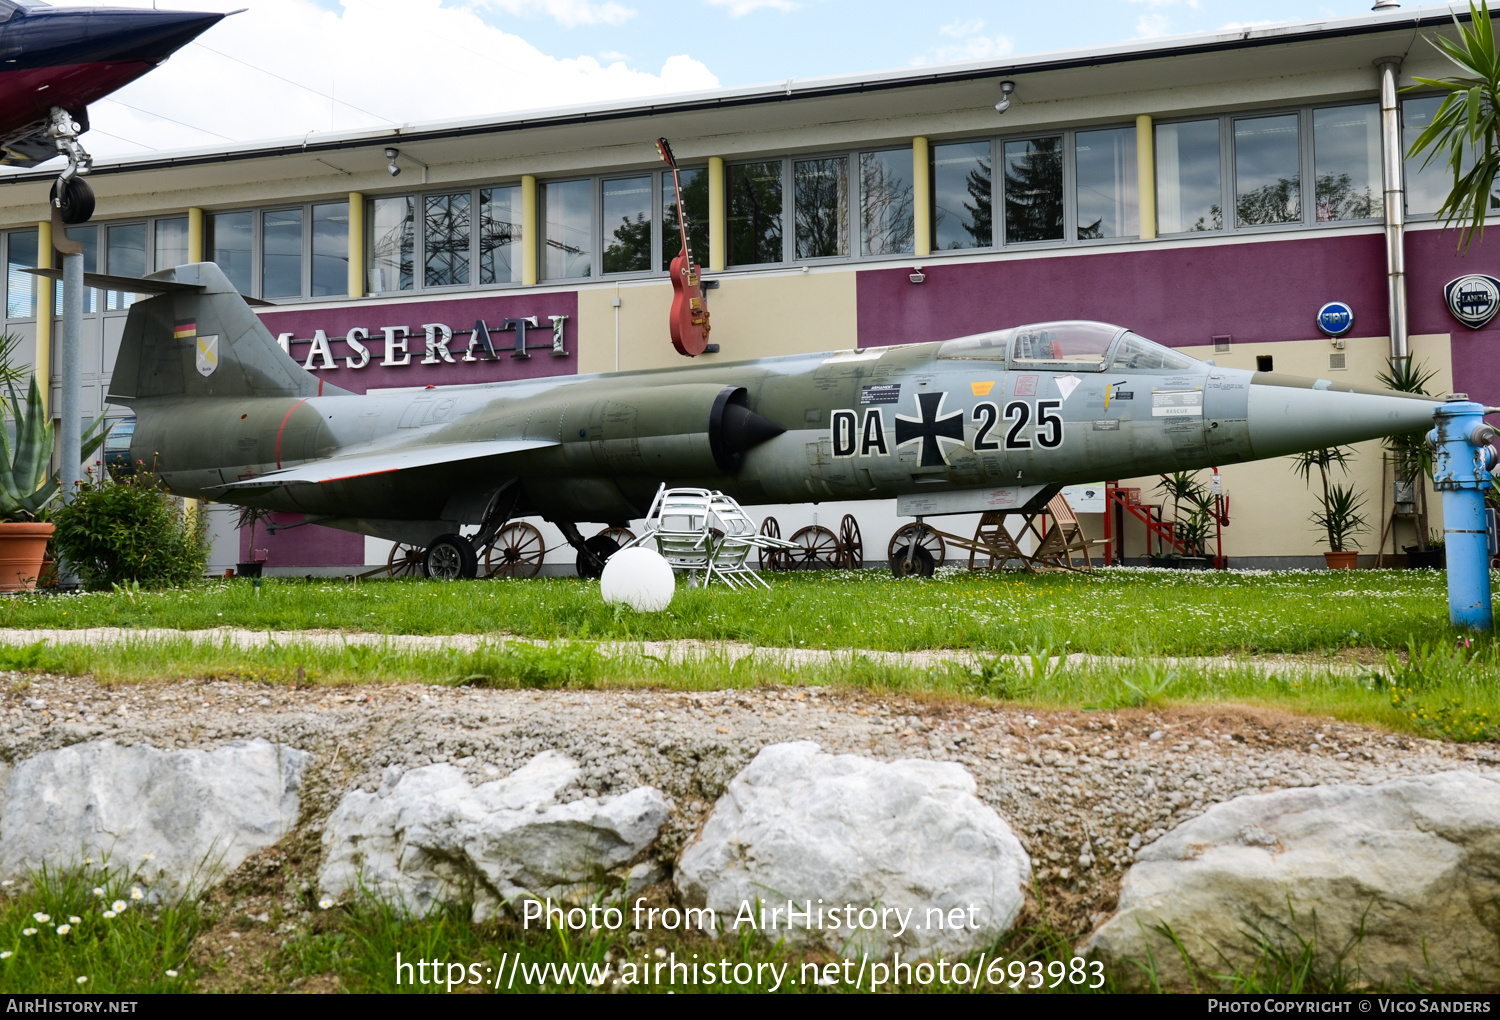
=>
[1316,301,1354,338]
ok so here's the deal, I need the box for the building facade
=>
[0,6,1495,571]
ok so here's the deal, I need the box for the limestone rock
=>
[675,741,1031,959]
[318,750,668,919]
[1085,771,1500,989]
[0,738,308,899]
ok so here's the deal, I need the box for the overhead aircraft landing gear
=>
[422,534,478,580]
[46,107,94,225]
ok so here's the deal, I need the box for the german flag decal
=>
[173,320,196,340]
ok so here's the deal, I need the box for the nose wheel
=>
[46,107,95,225]
[50,178,94,226]
[422,533,479,580]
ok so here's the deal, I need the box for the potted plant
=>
[0,373,105,591]
[1291,446,1368,569]
[235,505,274,578]
[1153,471,1214,567]
[1405,530,1447,570]
[1378,360,1440,566]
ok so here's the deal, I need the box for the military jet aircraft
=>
[101,262,1439,579]
[0,0,226,223]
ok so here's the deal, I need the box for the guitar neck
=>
[670,165,692,269]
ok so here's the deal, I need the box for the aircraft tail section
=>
[106,262,348,404]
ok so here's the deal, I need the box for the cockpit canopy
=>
[936,320,1199,373]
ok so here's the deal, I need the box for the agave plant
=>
[0,375,105,522]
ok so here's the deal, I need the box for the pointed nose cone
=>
[83,9,225,64]
[1246,372,1440,459]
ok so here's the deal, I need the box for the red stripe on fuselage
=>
[274,399,310,471]
[0,62,154,140]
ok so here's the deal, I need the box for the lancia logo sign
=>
[1445,275,1500,329]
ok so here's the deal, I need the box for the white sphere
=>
[600,547,676,612]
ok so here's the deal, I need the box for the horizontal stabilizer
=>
[24,268,276,305]
[210,438,559,490]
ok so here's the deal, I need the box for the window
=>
[311,202,349,297]
[860,149,914,256]
[544,179,592,280]
[154,216,189,270]
[1234,114,1300,226]
[208,211,253,295]
[728,160,783,266]
[369,196,414,292]
[795,156,848,259]
[105,222,146,310]
[1003,137,1064,243]
[1403,95,1500,217]
[5,230,36,319]
[56,226,98,314]
[262,208,303,300]
[662,168,709,271]
[602,176,652,274]
[480,186,522,285]
[424,192,471,287]
[931,141,992,250]
[1313,104,1381,221]
[1075,128,1138,239]
[1155,120,1221,232]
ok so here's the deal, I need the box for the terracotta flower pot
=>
[1323,550,1359,570]
[0,521,54,591]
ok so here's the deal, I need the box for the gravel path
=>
[2,669,1491,932]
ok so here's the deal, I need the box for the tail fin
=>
[105,262,349,403]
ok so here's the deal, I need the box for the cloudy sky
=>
[36,0,1452,159]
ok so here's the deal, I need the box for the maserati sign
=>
[1445,275,1500,329]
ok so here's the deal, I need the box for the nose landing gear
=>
[46,108,94,225]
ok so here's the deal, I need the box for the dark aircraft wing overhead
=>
[210,438,559,490]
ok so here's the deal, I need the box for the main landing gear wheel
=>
[423,533,478,580]
[888,523,945,568]
[50,177,94,226]
[483,522,545,579]
[788,525,840,570]
[386,542,423,578]
[839,514,863,570]
[890,544,936,578]
[576,534,622,580]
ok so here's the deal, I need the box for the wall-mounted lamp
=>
[385,147,401,177]
[909,267,926,284]
[995,80,1016,114]
[384,147,428,182]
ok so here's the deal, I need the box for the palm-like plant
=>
[1406,2,1500,251]
[1290,446,1365,552]
[0,376,105,522]
[1376,359,1440,550]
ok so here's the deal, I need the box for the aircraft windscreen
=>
[1110,333,1199,372]
[1009,321,1121,372]
[935,330,1011,361]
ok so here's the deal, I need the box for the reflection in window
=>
[544,179,592,280]
[57,226,97,315]
[602,176,652,274]
[727,161,783,266]
[1075,127,1138,239]
[1009,320,1118,371]
[424,192,470,287]
[208,212,252,295]
[860,149,913,256]
[480,187,522,285]
[312,202,348,297]
[262,209,304,300]
[1403,96,1500,216]
[105,222,146,310]
[370,197,414,292]
[1156,120,1221,232]
[932,141,991,250]
[1111,333,1197,372]
[1313,105,1382,221]
[1234,114,1301,226]
[154,216,188,272]
[1004,137,1064,243]
[795,156,848,259]
[662,168,709,271]
[936,330,1010,360]
[5,230,37,319]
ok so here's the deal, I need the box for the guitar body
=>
[668,252,711,357]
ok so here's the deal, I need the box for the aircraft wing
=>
[209,438,559,490]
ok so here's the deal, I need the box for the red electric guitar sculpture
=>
[656,137,711,357]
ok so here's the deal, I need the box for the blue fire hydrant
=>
[1428,395,1497,631]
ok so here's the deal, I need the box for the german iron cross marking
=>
[894,391,964,467]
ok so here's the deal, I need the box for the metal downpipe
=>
[1377,57,1409,366]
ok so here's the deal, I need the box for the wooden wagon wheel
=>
[596,526,636,549]
[839,514,863,570]
[888,523,946,567]
[482,522,546,579]
[758,516,787,571]
[788,525,841,570]
[385,542,423,578]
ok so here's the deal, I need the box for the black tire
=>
[575,534,621,580]
[422,533,478,580]
[51,178,95,225]
[890,544,936,579]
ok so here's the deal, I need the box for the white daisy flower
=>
[32,913,48,923]
[68,916,80,924]
[92,888,105,897]
[102,911,116,919]
[21,928,35,936]
[0,951,11,959]
[76,976,87,985]
[55,924,70,935]
[130,888,143,901]
[318,897,332,910]
[111,900,127,912]
[165,969,178,978]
